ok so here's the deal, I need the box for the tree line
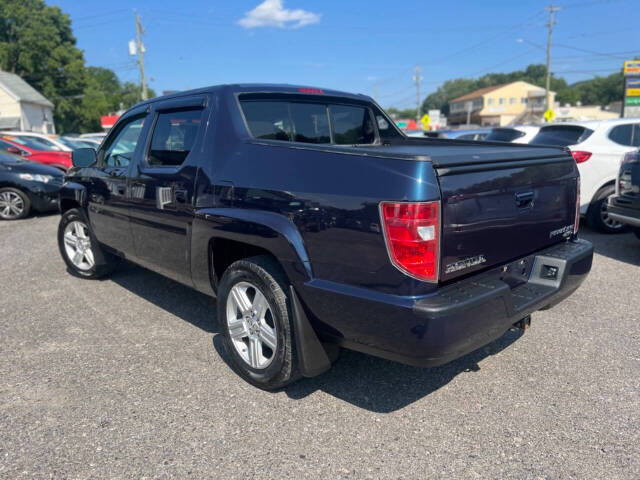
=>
[388,64,624,119]
[0,0,156,134]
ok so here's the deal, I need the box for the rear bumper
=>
[607,195,640,227]
[302,239,593,367]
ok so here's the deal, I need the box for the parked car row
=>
[408,118,640,234]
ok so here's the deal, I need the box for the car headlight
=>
[18,173,54,183]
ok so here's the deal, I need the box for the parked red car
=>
[0,136,71,171]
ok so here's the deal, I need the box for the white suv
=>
[529,119,640,233]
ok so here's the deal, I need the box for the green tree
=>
[0,0,87,133]
[119,81,156,110]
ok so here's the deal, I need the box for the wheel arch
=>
[191,208,312,296]
[58,181,87,214]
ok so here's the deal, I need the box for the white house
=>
[0,70,55,134]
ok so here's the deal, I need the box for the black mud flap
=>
[289,286,331,378]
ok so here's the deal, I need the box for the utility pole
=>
[413,65,422,124]
[544,4,560,114]
[134,11,148,101]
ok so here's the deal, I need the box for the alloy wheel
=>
[226,281,278,369]
[600,198,623,230]
[0,191,24,219]
[63,221,95,271]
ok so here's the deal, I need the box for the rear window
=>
[485,128,525,142]
[240,99,377,145]
[530,125,593,146]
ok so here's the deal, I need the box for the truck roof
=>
[139,83,370,106]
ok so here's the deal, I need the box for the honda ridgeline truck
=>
[58,84,593,389]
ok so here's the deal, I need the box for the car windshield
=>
[3,135,56,151]
[485,128,525,142]
[530,125,593,146]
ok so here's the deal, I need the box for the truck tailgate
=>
[436,155,578,282]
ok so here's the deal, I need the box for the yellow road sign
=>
[420,114,430,129]
[543,109,555,122]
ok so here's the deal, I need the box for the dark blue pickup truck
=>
[58,84,593,389]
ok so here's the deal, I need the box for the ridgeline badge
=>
[445,255,487,274]
[549,224,573,239]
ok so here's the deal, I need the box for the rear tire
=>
[0,187,31,220]
[217,255,301,390]
[587,186,629,234]
[58,208,119,279]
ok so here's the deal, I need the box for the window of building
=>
[147,109,202,167]
[499,98,505,105]
[521,97,528,104]
[487,98,494,105]
[509,97,516,104]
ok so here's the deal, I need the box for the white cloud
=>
[238,0,321,29]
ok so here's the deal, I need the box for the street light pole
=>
[413,66,422,124]
[544,4,560,113]
[134,11,148,101]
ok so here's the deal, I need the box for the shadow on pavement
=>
[579,223,640,267]
[110,261,525,412]
[212,325,523,413]
[110,262,219,334]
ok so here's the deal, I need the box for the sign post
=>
[623,60,640,118]
[543,109,555,122]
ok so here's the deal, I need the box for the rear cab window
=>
[530,125,593,146]
[239,94,386,146]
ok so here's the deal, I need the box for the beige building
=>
[0,70,55,133]
[448,81,556,126]
[555,105,619,122]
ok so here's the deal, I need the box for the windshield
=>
[485,128,525,142]
[2,135,56,151]
[530,125,593,146]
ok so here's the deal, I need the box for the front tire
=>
[0,187,30,220]
[58,208,118,279]
[217,255,300,390]
[587,186,629,234]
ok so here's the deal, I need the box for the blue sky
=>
[51,0,637,109]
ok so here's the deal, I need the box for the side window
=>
[290,103,330,143]
[330,105,375,144]
[148,109,202,167]
[103,117,145,168]
[609,124,633,146]
[633,124,640,147]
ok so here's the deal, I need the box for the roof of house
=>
[450,81,550,104]
[0,71,53,107]
[450,84,508,103]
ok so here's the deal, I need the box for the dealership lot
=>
[1,214,639,479]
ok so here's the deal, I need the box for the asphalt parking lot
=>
[1,213,639,479]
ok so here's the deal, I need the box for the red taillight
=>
[574,178,580,235]
[571,151,591,163]
[380,201,440,282]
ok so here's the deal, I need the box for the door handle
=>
[515,191,534,208]
[174,189,188,204]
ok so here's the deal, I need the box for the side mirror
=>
[72,147,97,168]
[6,146,23,156]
